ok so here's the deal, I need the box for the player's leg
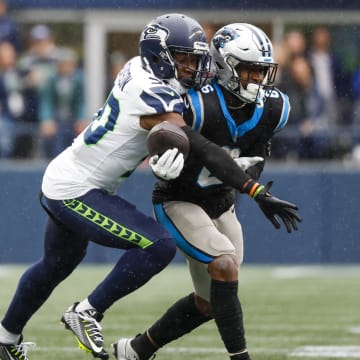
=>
[0,217,88,360]
[113,201,244,360]
[51,189,176,311]
[113,292,212,360]
[116,202,250,360]
[48,189,176,359]
[112,201,216,359]
[174,204,250,360]
[208,205,250,360]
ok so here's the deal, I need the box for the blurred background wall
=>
[0,0,360,264]
[0,164,359,264]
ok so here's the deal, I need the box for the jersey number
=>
[84,93,120,145]
[197,147,240,188]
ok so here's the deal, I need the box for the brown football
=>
[147,121,190,160]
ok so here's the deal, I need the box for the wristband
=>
[242,179,264,199]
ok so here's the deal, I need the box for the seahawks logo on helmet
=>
[141,24,169,41]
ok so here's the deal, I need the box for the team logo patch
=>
[212,27,239,49]
[142,24,169,41]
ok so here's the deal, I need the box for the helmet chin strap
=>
[181,77,196,88]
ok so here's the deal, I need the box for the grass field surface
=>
[0,264,359,360]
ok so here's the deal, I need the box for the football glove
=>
[234,156,264,171]
[149,148,184,181]
[243,180,302,233]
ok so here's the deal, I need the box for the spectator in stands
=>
[274,27,350,160]
[280,55,330,159]
[0,0,22,53]
[351,63,360,123]
[107,50,127,94]
[0,43,14,158]
[350,64,360,162]
[276,29,307,86]
[309,26,352,158]
[17,24,60,158]
[308,26,344,128]
[283,29,307,59]
[271,30,308,158]
[0,42,34,158]
[39,47,87,159]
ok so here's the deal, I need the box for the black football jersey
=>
[152,81,290,218]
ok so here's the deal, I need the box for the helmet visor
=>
[170,42,211,89]
[227,55,278,87]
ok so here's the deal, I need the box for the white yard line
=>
[289,346,360,358]
[349,326,360,334]
[0,266,11,276]
[31,345,288,354]
[28,344,360,358]
[272,266,360,279]
[164,347,288,354]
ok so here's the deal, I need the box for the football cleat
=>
[0,336,35,360]
[112,338,139,360]
[61,302,109,359]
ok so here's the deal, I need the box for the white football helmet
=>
[210,23,278,103]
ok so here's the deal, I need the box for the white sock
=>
[75,298,96,312]
[0,323,21,344]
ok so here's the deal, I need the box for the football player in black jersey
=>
[113,23,301,360]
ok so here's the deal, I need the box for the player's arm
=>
[141,112,252,189]
[141,113,301,233]
[239,142,268,180]
[182,124,301,233]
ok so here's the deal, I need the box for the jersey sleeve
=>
[184,88,205,132]
[139,84,184,115]
[182,93,196,128]
[269,88,291,133]
[113,57,185,117]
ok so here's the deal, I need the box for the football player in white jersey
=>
[0,15,300,360]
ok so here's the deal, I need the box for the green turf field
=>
[1,264,359,360]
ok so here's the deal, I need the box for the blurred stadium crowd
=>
[1,0,360,162]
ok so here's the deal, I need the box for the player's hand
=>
[254,181,302,233]
[149,148,184,180]
[234,156,264,171]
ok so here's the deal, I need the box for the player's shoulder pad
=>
[265,88,291,133]
[116,57,184,114]
[185,83,216,133]
[185,88,203,132]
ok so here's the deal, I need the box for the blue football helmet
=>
[210,23,278,103]
[139,13,210,94]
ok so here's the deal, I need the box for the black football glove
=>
[253,181,302,233]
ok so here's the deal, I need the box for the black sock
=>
[131,293,212,359]
[130,333,157,360]
[211,279,247,355]
[230,352,251,360]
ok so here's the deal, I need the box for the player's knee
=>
[43,250,85,281]
[194,293,213,317]
[147,236,176,265]
[208,254,238,281]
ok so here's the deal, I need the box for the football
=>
[147,121,190,160]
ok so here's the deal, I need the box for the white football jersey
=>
[42,56,184,199]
